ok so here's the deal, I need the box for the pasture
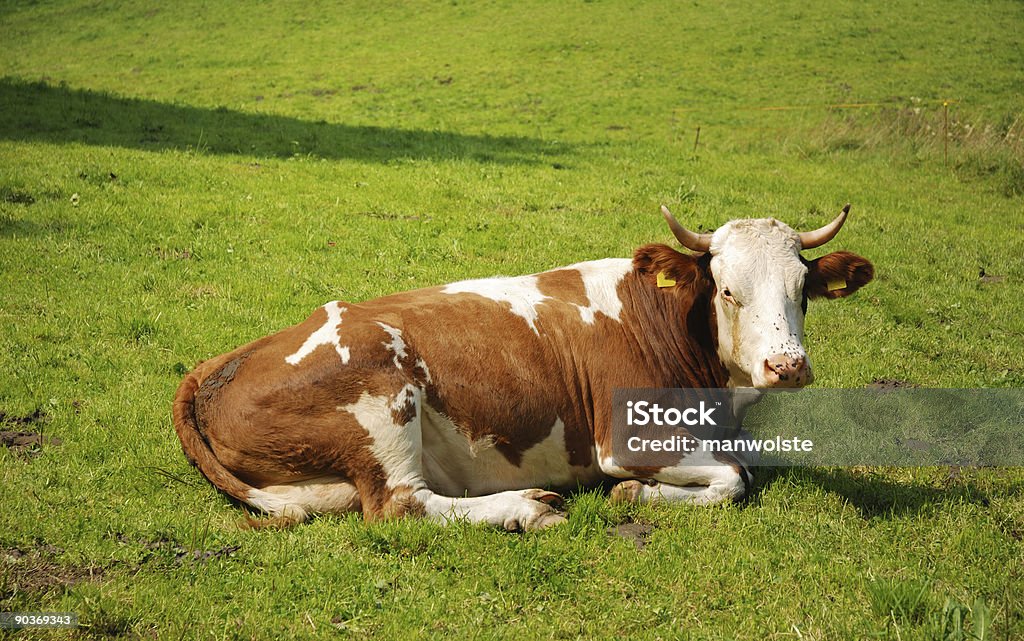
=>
[2,1,1023,638]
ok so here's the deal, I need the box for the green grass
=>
[2,0,1023,638]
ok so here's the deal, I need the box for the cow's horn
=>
[798,204,850,250]
[661,205,712,253]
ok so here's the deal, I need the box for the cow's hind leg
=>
[246,475,362,523]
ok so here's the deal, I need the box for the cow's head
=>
[661,204,873,389]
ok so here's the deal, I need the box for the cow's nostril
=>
[764,353,810,388]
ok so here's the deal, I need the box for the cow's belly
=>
[420,404,604,497]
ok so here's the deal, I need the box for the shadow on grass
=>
[0,78,568,164]
[754,467,1017,518]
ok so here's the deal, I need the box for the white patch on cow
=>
[443,275,550,334]
[376,322,407,368]
[415,358,432,384]
[391,383,417,414]
[247,476,361,520]
[285,301,350,366]
[421,407,602,496]
[467,433,497,458]
[558,258,631,324]
[341,387,422,489]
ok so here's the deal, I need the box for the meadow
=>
[1,1,1023,638]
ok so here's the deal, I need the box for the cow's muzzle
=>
[763,354,812,388]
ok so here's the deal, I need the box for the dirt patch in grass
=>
[1,544,104,596]
[0,408,48,426]
[866,378,920,391]
[0,430,62,451]
[354,210,432,222]
[174,545,241,564]
[0,409,60,456]
[1,187,35,205]
[607,522,654,549]
[110,532,242,566]
[0,533,243,601]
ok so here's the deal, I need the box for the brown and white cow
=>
[173,206,873,530]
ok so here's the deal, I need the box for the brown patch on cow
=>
[804,251,874,299]
[632,244,705,289]
[558,418,595,469]
[422,376,562,469]
[536,268,589,307]
[410,299,566,468]
[195,350,254,438]
[625,248,723,387]
[589,250,726,459]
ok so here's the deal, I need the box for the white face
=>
[708,218,813,388]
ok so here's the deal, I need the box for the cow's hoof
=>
[610,480,645,504]
[522,489,565,510]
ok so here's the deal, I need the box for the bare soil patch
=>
[1,543,103,596]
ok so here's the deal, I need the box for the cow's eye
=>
[721,289,737,304]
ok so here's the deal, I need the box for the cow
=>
[173,205,873,530]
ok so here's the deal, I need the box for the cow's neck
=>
[616,260,729,389]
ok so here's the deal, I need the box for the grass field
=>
[2,1,1023,639]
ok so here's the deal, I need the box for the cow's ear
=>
[633,243,695,287]
[805,251,874,299]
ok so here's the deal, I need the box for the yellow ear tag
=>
[827,278,847,292]
[657,271,676,288]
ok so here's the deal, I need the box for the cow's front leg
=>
[410,488,566,531]
[609,471,748,506]
[600,451,750,506]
